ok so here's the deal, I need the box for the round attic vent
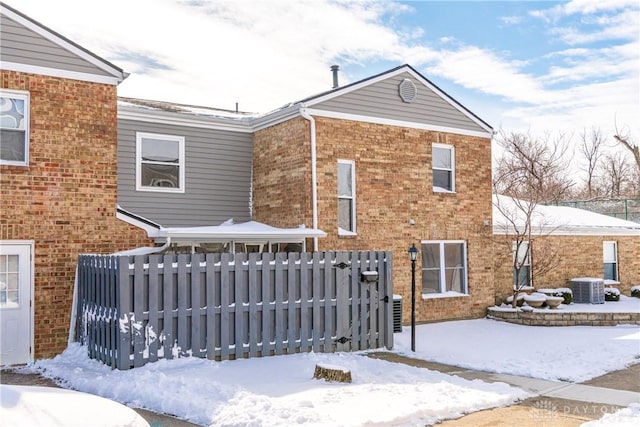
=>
[398,78,417,103]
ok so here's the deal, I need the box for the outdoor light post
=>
[408,243,419,352]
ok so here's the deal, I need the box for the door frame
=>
[0,240,34,364]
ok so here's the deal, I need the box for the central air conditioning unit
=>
[569,278,605,304]
[393,295,403,333]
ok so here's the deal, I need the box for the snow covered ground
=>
[15,299,640,426]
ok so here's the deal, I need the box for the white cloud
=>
[531,0,639,21]
[10,0,640,142]
[16,0,431,111]
[543,41,639,84]
[498,15,522,25]
[429,47,545,104]
[550,9,640,45]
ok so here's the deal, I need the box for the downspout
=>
[299,106,319,251]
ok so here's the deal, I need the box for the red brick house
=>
[3,2,637,369]
[252,65,495,323]
[2,4,496,365]
[0,2,149,364]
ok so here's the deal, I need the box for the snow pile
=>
[34,343,527,427]
[581,403,640,426]
[21,318,640,426]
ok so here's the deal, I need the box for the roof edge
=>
[1,2,126,83]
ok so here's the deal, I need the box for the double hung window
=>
[513,241,531,288]
[338,160,356,234]
[603,241,618,281]
[432,143,455,192]
[0,90,29,166]
[136,132,185,192]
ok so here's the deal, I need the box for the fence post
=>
[383,251,394,350]
[117,256,131,370]
[625,199,629,220]
[335,251,350,352]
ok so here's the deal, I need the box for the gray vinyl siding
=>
[118,119,253,227]
[313,72,487,133]
[0,13,112,77]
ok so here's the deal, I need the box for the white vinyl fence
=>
[75,251,393,369]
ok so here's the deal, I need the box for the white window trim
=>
[421,240,468,297]
[432,143,455,193]
[603,241,618,281]
[0,89,30,166]
[136,132,185,193]
[512,241,532,289]
[337,159,356,235]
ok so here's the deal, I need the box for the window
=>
[421,241,467,294]
[338,159,356,234]
[432,143,455,192]
[513,241,531,289]
[136,132,185,192]
[0,254,19,308]
[0,90,29,166]
[603,241,618,281]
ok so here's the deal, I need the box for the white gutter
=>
[299,106,319,251]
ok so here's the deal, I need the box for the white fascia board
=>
[118,106,253,133]
[304,65,493,135]
[1,5,125,82]
[304,108,493,139]
[0,61,122,85]
[493,225,640,236]
[116,209,162,238]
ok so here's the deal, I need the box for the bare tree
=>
[493,130,568,306]
[580,127,605,199]
[494,130,574,203]
[600,152,632,198]
[613,124,640,175]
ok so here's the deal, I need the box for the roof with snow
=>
[157,219,327,243]
[493,194,640,236]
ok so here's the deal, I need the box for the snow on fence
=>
[75,251,393,370]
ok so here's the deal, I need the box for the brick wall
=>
[253,117,312,228]
[493,233,640,302]
[254,116,494,323]
[1,71,151,359]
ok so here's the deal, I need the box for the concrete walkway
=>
[368,352,640,426]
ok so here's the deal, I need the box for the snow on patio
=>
[24,303,640,427]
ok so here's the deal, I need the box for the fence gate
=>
[75,250,393,369]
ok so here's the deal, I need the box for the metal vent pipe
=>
[330,65,340,88]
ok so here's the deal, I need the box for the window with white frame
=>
[136,132,185,192]
[421,241,467,294]
[432,143,455,192]
[513,241,531,289]
[603,241,618,281]
[0,90,29,166]
[337,159,356,234]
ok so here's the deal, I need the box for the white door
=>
[0,242,33,365]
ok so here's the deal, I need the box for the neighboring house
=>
[0,3,150,365]
[493,194,640,301]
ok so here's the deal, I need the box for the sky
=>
[9,300,639,426]
[12,0,640,144]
